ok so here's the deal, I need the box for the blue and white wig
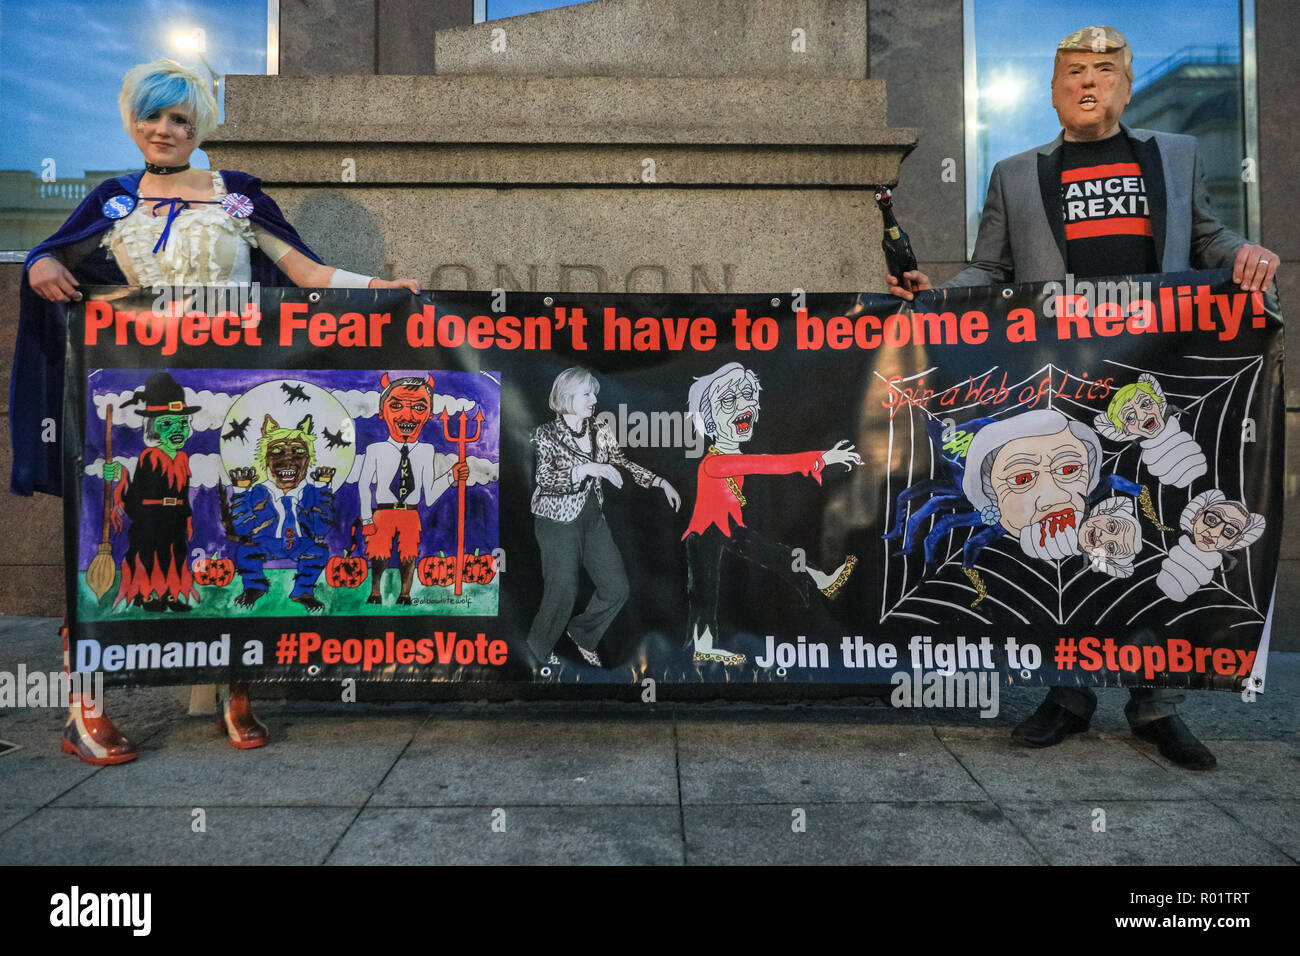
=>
[118,59,219,144]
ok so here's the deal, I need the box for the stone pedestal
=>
[208,2,915,293]
[1,0,916,615]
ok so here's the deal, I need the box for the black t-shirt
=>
[1060,132,1159,278]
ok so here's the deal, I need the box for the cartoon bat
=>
[222,416,252,443]
[280,383,310,404]
[322,426,351,450]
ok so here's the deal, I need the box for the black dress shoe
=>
[1132,716,1216,770]
[1011,699,1092,748]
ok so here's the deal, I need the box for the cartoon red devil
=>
[356,374,469,604]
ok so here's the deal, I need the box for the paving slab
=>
[1,608,1295,865]
[677,720,986,804]
[371,712,678,807]
[0,807,357,865]
[0,684,188,738]
[0,714,150,806]
[49,713,426,808]
[0,617,60,665]
[683,802,1045,865]
[987,681,1294,739]
[0,745,115,806]
[0,806,39,836]
[327,805,683,865]
[1001,800,1296,866]
[937,727,1202,801]
[1188,652,1300,739]
[1212,799,1300,862]
[1153,738,1300,801]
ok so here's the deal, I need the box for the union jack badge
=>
[221,193,254,218]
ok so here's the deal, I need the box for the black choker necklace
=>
[561,415,590,439]
[144,162,190,175]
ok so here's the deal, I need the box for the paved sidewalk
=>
[1,617,1295,865]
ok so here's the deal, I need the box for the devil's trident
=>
[441,406,483,594]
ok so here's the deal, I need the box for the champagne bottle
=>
[874,184,918,292]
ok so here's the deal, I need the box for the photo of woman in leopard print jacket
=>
[526,368,680,668]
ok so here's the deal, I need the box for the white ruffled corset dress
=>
[102,171,291,286]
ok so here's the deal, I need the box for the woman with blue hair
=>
[24,58,417,309]
[15,59,418,766]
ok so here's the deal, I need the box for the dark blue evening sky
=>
[0,0,1243,183]
[0,0,267,176]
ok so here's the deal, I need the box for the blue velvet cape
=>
[11,170,321,496]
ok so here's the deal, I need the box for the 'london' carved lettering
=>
[428,263,737,293]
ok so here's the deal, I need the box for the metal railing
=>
[1134,45,1240,89]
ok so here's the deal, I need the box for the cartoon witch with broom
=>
[103,372,201,612]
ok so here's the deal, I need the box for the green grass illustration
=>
[77,567,498,620]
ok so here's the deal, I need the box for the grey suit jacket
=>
[945,125,1246,287]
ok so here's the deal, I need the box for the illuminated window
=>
[477,0,595,20]
[964,0,1258,257]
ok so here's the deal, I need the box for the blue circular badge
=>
[221,193,254,219]
[102,195,136,219]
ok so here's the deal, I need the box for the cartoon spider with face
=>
[885,408,1156,605]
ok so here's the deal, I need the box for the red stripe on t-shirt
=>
[1064,217,1154,239]
[1061,162,1143,183]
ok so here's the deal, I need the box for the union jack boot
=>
[59,620,138,765]
[217,682,269,749]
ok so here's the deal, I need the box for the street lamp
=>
[171,29,220,102]
[976,71,1026,208]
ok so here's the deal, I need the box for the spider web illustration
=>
[878,356,1267,632]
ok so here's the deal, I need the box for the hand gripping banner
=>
[62,270,1282,694]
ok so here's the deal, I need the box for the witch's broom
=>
[85,406,117,600]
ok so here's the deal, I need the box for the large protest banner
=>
[63,269,1281,694]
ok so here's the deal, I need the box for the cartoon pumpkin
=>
[461,549,497,585]
[326,554,367,589]
[325,520,369,588]
[192,555,235,588]
[417,551,458,587]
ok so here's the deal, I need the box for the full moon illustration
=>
[219,380,355,490]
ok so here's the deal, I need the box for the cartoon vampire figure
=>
[884,408,1164,605]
